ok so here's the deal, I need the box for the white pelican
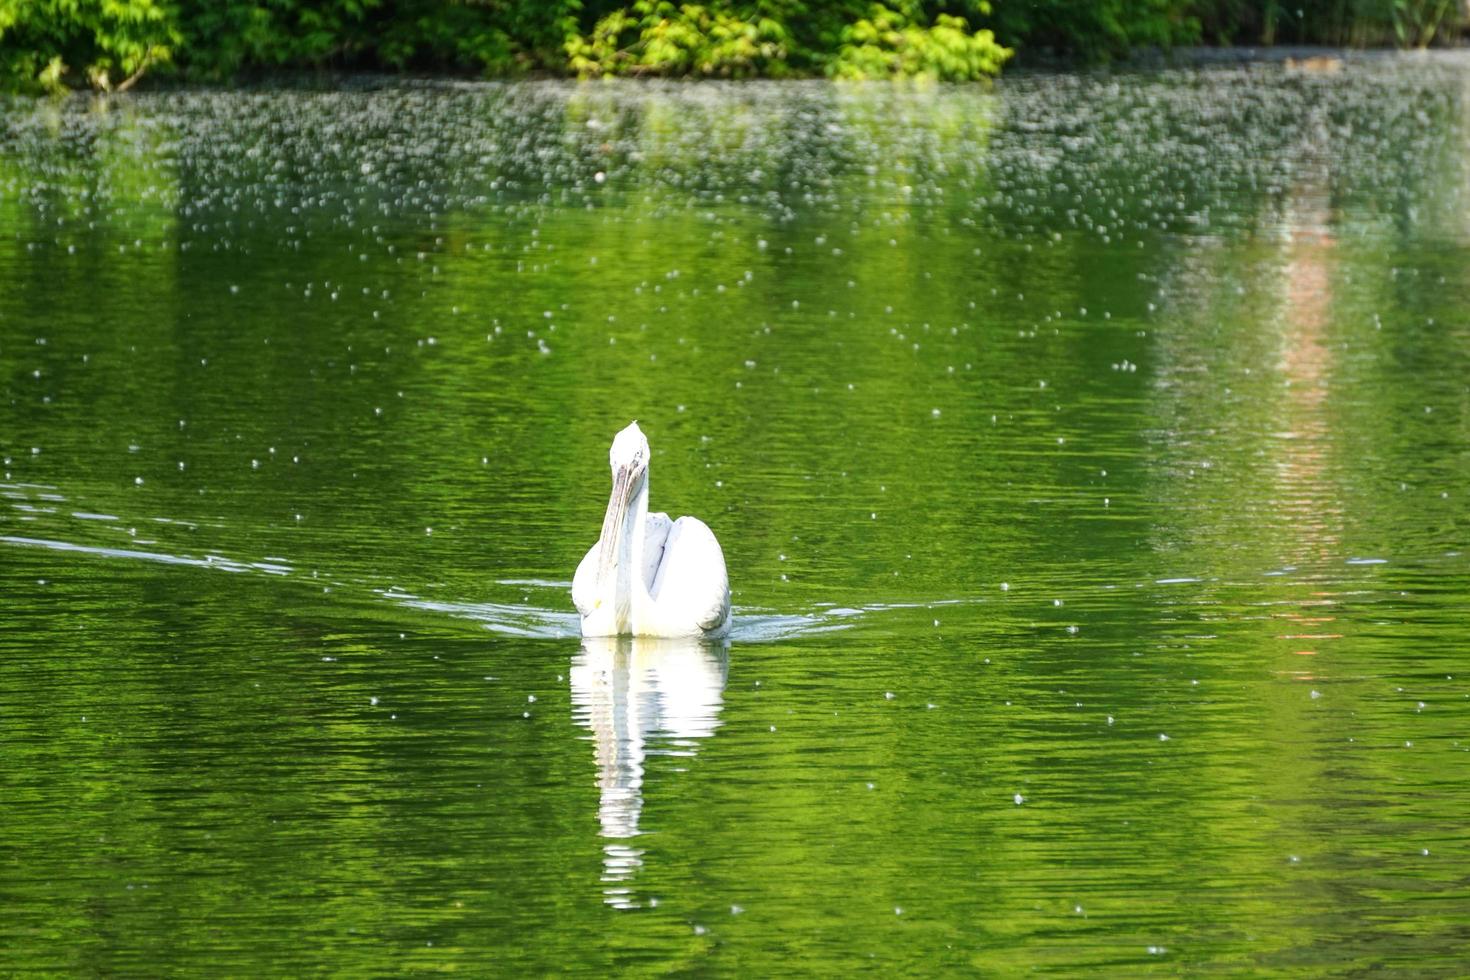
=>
[572,421,732,638]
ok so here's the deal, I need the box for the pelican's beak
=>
[597,459,642,582]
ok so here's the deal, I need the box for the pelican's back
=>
[648,516,732,637]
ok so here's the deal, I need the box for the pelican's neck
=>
[617,471,652,628]
[623,476,646,599]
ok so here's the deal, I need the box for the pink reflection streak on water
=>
[1274,132,1342,679]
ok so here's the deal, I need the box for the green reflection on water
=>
[2,69,1468,973]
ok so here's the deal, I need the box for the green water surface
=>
[2,64,1469,974]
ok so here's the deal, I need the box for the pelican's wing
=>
[641,512,672,591]
[650,516,731,634]
[571,542,600,618]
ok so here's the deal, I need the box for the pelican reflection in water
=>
[573,421,732,639]
[570,635,728,909]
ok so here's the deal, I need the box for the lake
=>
[2,61,1468,973]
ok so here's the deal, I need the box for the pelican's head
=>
[597,421,651,585]
[609,420,650,476]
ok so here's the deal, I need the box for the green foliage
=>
[828,7,1010,81]
[179,1,370,74]
[0,0,584,87]
[173,0,547,77]
[0,0,181,92]
[1392,0,1458,48]
[566,1,1010,79]
[0,0,1462,90]
[1186,0,1458,49]
[982,0,1200,61]
[567,1,793,78]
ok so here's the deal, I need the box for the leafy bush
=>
[567,1,1010,79]
[0,0,181,92]
[828,7,1011,81]
[567,1,793,78]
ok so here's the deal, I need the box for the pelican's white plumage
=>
[572,422,731,638]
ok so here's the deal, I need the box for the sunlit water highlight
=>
[3,61,1470,973]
